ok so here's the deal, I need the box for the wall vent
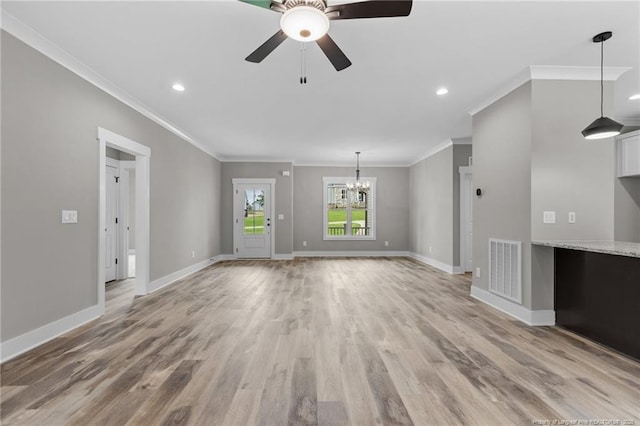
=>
[488,238,522,304]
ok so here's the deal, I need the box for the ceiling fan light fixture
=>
[280,6,330,42]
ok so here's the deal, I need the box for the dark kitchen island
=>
[533,240,640,360]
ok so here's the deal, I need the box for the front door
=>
[105,164,118,282]
[234,182,272,258]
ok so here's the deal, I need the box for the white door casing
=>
[233,179,275,259]
[98,127,151,314]
[460,166,473,272]
[105,162,119,282]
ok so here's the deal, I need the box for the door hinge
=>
[235,189,238,195]
[115,217,118,224]
[115,258,118,264]
[115,176,119,183]
[236,248,238,253]
[235,218,238,223]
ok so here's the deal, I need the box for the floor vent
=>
[489,238,522,304]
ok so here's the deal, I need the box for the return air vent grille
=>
[488,238,522,304]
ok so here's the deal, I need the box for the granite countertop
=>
[532,240,640,258]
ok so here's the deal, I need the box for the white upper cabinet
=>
[617,130,640,177]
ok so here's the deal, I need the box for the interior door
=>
[105,165,118,282]
[235,183,271,258]
[463,172,473,272]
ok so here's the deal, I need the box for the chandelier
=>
[346,152,370,192]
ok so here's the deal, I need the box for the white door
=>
[234,183,272,258]
[105,165,118,282]
[461,171,473,272]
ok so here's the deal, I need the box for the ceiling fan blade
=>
[245,30,288,63]
[238,0,284,12]
[325,0,412,20]
[316,34,352,71]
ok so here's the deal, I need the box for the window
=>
[323,177,376,240]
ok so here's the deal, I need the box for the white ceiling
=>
[2,1,639,165]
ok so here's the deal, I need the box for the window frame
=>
[322,176,377,241]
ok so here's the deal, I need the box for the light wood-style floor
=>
[2,258,639,425]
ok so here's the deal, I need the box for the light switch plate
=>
[543,211,556,224]
[568,212,576,223]
[278,214,284,220]
[62,210,78,224]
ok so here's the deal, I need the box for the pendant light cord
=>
[600,38,604,118]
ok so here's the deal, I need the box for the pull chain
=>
[300,42,307,84]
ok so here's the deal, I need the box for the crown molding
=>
[409,139,453,167]
[469,65,631,116]
[0,11,220,160]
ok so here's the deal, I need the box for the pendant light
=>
[346,152,370,192]
[581,31,623,140]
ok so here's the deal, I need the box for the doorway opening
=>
[98,128,150,315]
[459,166,473,273]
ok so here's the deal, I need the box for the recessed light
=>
[436,87,448,96]
[172,83,185,92]
[630,93,640,100]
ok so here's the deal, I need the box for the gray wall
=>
[531,80,615,242]
[220,162,293,255]
[472,82,534,308]
[472,79,617,311]
[614,176,640,242]
[293,166,410,252]
[1,32,221,341]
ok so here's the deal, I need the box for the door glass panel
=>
[244,189,265,235]
[327,183,347,236]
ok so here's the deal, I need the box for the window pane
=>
[350,189,369,236]
[327,183,347,236]
[244,189,265,235]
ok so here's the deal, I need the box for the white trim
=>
[128,249,136,255]
[469,65,630,116]
[1,305,101,363]
[0,11,218,160]
[216,254,238,262]
[529,65,630,81]
[97,127,150,301]
[148,258,215,294]
[272,253,295,260]
[409,252,465,274]
[470,286,555,326]
[409,139,453,167]
[232,178,276,259]
[293,251,410,257]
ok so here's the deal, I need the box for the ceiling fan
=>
[240,0,413,71]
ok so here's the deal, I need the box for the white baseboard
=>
[272,253,295,260]
[148,258,217,293]
[292,250,410,257]
[409,252,465,274]
[470,286,555,326]
[1,304,102,363]
[215,254,237,262]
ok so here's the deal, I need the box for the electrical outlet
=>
[384,241,389,247]
[475,267,481,278]
[278,214,284,220]
[191,250,196,258]
[61,210,78,224]
[568,212,576,223]
[543,211,556,224]
[429,246,433,254]
[302,241,307,247]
